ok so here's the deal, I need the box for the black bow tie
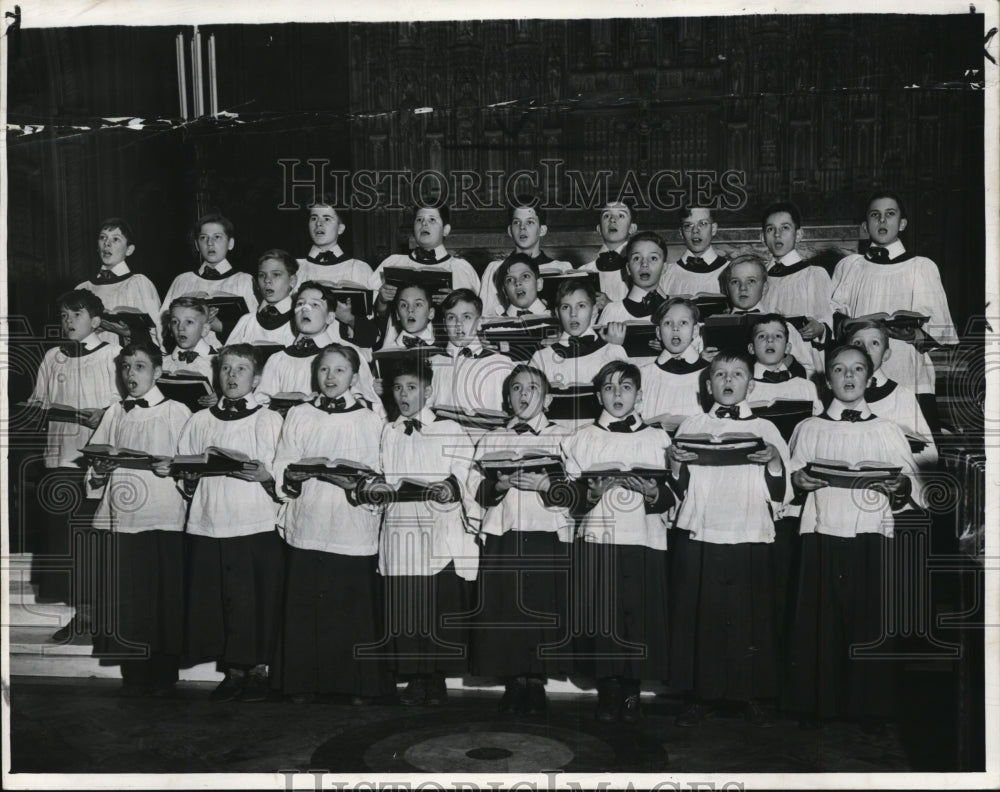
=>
[515,308,533,317]
[177,349,200,363]
[401,335,427,349]
[606,415,638,433]
[59,342,82,357]
[759,369,792,383]
[769,260,788,276]
[222,397,247,412]
[840,408,864,422]
[715,405,742,419]
[308,250,345,265]
[731,308,761,315]
[317,395,347,412]
[865,246,890,264]
[555,335,600,358]
[293,337,318,352]
[402,417,422,435]
[122,398,149,412]
[262,305,280,316]
[199,266,226,280]
[657,356,703,375]
[511,422,538,435]
[410,248,438,264]
[595,250,628,281]
[459,347,475,358]
[94,268,115,283]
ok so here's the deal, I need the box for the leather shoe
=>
[674,701,711,727]
[524,678,547,716]
[399,676,427,706]
[621,682,642,723]
[210,670,245,702]
[744,699,773,727]
[596,677,623,722]
[425,673,448,706]
[499,679,525,715]
[241,668,270,703]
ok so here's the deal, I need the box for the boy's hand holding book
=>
[80,407,107,430]
[150,456,173,478]
[600,321,627,346]
[667,443,698,473]
[229,462,270,483]
[747,442,784,475]
[620,475,659,503]
[319,471,360,491]
[798,318,825,341]
[508,470,551,493]
[792,468,829,491]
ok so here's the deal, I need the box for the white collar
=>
[826,398,872,420]
[710,400,753,418]
[753,361,789,377]
[399,325,437,344]
[505,298,548,317]
[626,284,662,302]
[218,392,259,409]
[871,368,889,387]
[870,240,906,258]
[126,386,165,406]
[446,340,484,358]
[78,332,102,350]
[412,244,448,262]
[507,412,548,432]
[686,246,719,264]
[315,391,356,408]
[174,338,213,358]
[99,261,130,276]
[771,249,802,267]
[260,296,293,314]
[597,409,641,429]
[200,259,232,275]
[296,328,337,347]
[307,243,345,259]
[557,329,598,344]
[597,241,628,256]
[656,345,701,365]
[393,406,436,429]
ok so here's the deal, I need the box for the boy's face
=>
[444,299,481,348]
[827,348,870,405]
[864,197,907,246]
[708,358,754,405]
[503,262,540,309]
[120,351,161,398]
[196,222,234,265]
[97,226,134,268]
[392,374,432,418]
[218,354,259,399]
[680,208,716,254]
[597,371,641,418]
[849,327,890,371]
[413,208,449,250]
[169,306,208,350]
[726,261,768,310]
[508,369,550,420]
[396,286,434,335]
[626,239,666,291]
[557,288,596,337]
[316,350,358,399]
[257,258,296,304]
[308,205,344,248]
[762,211,801,259]
[60,305,101,341]
[508,206,546,252]
[597,203,636,246]
[294,287,334,336]
[656,303,699,356]
[749,320,789,367]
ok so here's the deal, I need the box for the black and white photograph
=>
[2,0,996,788]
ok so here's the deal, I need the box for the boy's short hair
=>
[412,203,450,225]
[678,204,715,225]
[295,280,333,310]
[748,313,790,338]
[195,212,235,238]
[865,189,908,220]
[494,252,540,305]
[395,281,435,306]
[312,342,362,380]
[99,217,135,246]
[217,343,262,375]
[826,343,874,380]
[507,193,547,226]
[57,289,105,319]
[709,348,755,375]
[601,197,637,222]
[723,253,769,282]
[625,230,667,260]
[554,276,597,306]
[391,356,433,388]
[169,295,210,318]
[760,201,801,231]
[119,341,163,369]
[502,364,550,407]
[593,360,641,390]
[257,248,299,277]
[439,288,482,315]
[308,194,341,214]
[652,296,701,326]
[843,318,890,346]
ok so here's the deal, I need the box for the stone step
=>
[5,595,74,628]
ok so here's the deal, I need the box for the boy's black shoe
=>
[425,673,448,706]
[211,669,246,702]
[674,701,711,727]
[399,676,428,706]
[241,666,270,702]
[499,678,525,715]
[621,682,642,723]
[524,678,547,716]
[744,699,773,728]
[596,678,623,722]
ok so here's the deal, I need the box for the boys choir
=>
[25,188,955,729]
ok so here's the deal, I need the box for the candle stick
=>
[175,32,188,120]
